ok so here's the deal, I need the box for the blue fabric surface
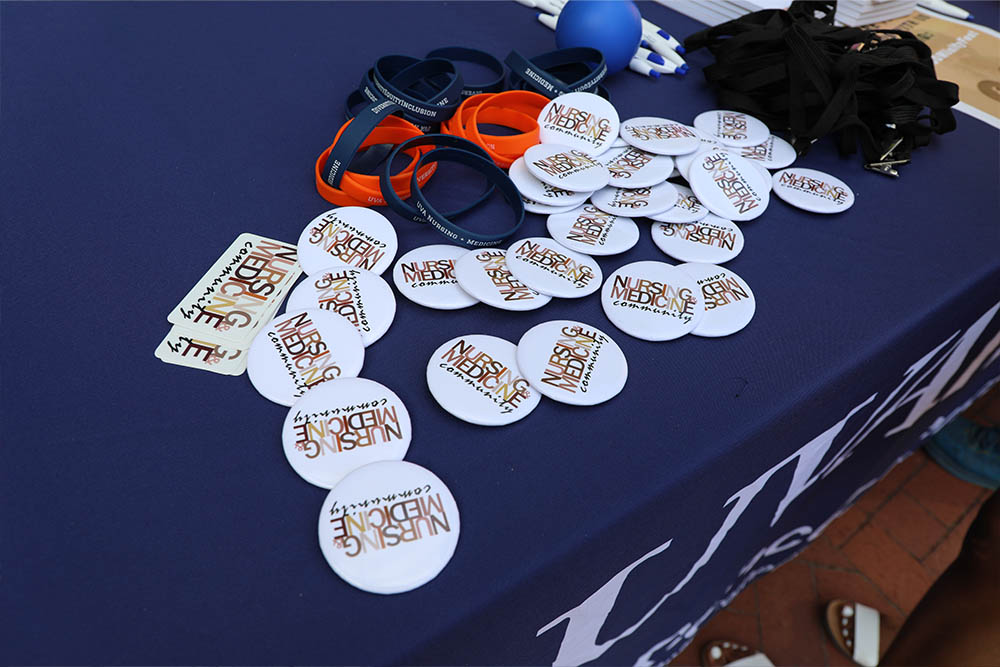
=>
[2,2,998,665]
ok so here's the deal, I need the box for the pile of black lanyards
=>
[684,1,960,176]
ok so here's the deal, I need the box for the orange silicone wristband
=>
[442,93,491,137]
[473,107,539,155]
[468,90,549,167]
[315,116,436,207]
[444,92,540,162]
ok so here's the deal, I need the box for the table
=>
[2,2,998,664]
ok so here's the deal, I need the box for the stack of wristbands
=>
[313,46,611,247]
[441,91,549,168]
[504,47,609,99]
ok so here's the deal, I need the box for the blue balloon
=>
[555,0,642,75]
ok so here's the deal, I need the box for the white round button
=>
[693,110,769,147]
[678,263,756,337]
[510,158,592,206]
[537,91,620,154]
[546,204,639,256]
[454,249,552,311]
[505,237,603,298]
[426,334,541,426]
[282,378,412,489]
[590,180,678,218]
[392,245,477,310]
[318,461,460,594]
[247,309,365,406]
[520,195,583,215]
[745,158,773,193]
[516,320,628,406]
[286,265,396,347]
[652,214,744,264]
[676,136,723,181]
[595,144,675,189]
[648,184,710,224]
[772,167,855,214]
[688,149,769,221]
[297,207,398,276]
[524,143,610,193]
[736,134,796,169]
[601,261,704,341]
[620,116,702,155]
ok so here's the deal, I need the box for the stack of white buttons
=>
[243,207,465,596]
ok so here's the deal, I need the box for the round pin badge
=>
[454,249,552,311]
[601,260,704,341]
[282,378,412,489]
[510,158,592,207]
[505,237,603,298]
[297,207,398,276]
[516,320,628,406]
[537,91,620,154]
[426,334,541,426]
[546,204,639,256]
[676,142,723,181]
[688,149,769,221]
[286,265,396,347]
[610,135,628,148]
[678,262,756,337]
[318,460,460,595]
[745,158,773,193]
[772,167,855,214]
[648,184,710,224]
[520,195,582,215]
[693,110,769,147]
[652,214,745,264]
[595,144,675,189]
[523,143,610,193]
[736,134,796,169]
[620,116,702,155]
[392,245,477,310]
[247,308,365,406]
[590,180,678,218]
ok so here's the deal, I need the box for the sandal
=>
[824,599,880,667]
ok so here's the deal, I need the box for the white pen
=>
[642,35,687,67]
[537,12,558,30]
[917,0,973,20]
[636,47,686,75]
[629,57,662,78]
[641,18,686,54]
[535,0,565,15]
[514,0,538,7]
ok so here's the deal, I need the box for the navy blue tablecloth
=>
[2,2,998,665]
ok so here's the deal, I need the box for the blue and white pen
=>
[635,46,686,75]
[629,57,661,78]
[641,38,686,67]
[535,0,567,15]
[641,18,685,54]
[537,12,558,29]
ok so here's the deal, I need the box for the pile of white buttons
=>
[242,93,859,594]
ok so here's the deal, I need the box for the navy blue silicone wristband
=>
[368,56,463,123]
[409,145,525,248]
[505,47,609,99]
[426,47,506,97]
[326,57,463,187]
[380,134,496,223]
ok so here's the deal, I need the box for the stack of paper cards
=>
[155,233,302,375]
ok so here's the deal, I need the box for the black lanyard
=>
[684,1,959,173]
